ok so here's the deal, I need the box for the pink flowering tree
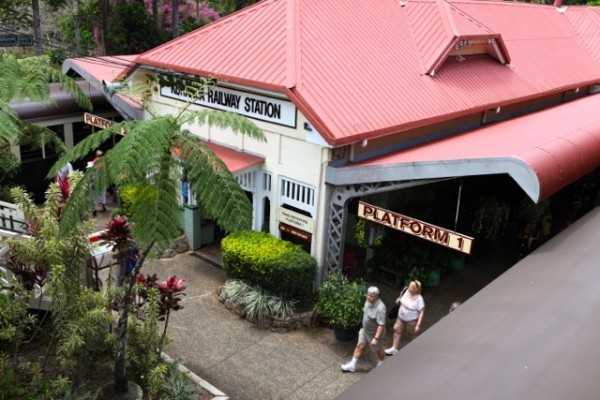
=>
[143,0,220,37]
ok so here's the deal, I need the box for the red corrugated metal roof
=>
[127,0,600,146]
[63,56,137,84]
[328,93,600,202]
[564,7,600,65]
[62,56,145,120]
[173,142,263,173]
[205,142,264,173]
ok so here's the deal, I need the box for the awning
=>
[205,142,264,173]
[326,94,600,202]
[10,82,111,121]
[173,142,264,174]
[62,56,145,121]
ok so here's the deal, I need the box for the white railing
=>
[0,229,114,311]
[0,200,27,234]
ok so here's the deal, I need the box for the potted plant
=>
[470,195,511,245]
[315,273,367,341]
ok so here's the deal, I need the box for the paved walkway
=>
[141,252,364,400]
[139,247,512,400]
[92,201,514,399]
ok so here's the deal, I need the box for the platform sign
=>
[279,223,311,242]
[83,112,126,135]
[358,201,473,254]
[277,207,314,233]
[0,34,33,47]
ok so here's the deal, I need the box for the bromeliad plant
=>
[99,215,135,286]
[135,274,186,354]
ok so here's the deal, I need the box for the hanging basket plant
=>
[470,196,511,245]
[514,197,547,224]
[355,219,382,249]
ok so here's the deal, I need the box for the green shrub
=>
[221,231,316,303]
[315,273,366,328]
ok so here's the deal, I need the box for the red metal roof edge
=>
[132,61,290,94]
[285,88,336,145]
[205,141,265,173]
[329,81,600,148]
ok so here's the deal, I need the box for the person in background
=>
[341,286,387,372]
[449,301,462,313]
[91,150,107,215]
[125,244,140,277]
[55,160,73,200]
[385,280,425,356]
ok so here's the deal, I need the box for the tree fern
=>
[0,54,93,159]
[45,78,268,394]
[52,81,267,243]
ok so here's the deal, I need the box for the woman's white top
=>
[398,292,425,321]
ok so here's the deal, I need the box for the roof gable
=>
[407,0,510,76]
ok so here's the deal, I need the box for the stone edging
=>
[161,352,229,400]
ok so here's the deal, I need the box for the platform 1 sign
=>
[358,201,473,254]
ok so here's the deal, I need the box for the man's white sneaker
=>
[384,347,398,356]
[341,362,356,372]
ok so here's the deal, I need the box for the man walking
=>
[341,286,386,372]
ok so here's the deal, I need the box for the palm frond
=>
[1,55,93,144]
[0,55,49,103]
[17,123,67,155]
[108,119,176,185]
[178,137,253,233]
[48,122,126,179]
[59,172,95,236]
[130,184,181,248]
[182,109,266,143]
[54,73,94,112]
[0,100,20,143]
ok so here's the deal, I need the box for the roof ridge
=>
[446,1,496,37]
[285,0,299,88]
[437,0,460,38]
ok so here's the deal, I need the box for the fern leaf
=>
[182,109,266,142]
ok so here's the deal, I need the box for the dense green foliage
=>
[106,2,166,54]
[0,54,91,199]
[0,185,195,397]
[0,54,90,144]
[222,231,317,303]
[314,273,366,328]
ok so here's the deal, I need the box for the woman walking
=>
[385,280,425,356]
